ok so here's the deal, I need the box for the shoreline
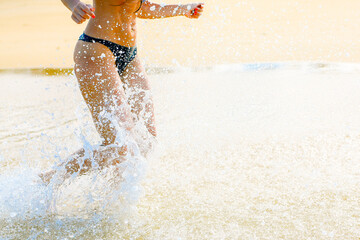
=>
[1,61,360,76]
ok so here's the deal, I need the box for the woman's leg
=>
[120,56,157,138]
[40,41,134,184]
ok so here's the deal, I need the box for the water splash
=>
[0,169,49,218]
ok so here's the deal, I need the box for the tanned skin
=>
[40,0,204,184]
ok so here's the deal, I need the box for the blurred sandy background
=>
[0,0,360,69]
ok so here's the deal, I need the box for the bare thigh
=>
[74,41,134,145]
[121,56,156,137]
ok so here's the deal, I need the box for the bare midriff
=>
[84,0,141,47]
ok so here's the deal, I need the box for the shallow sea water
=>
[1,63,360,239]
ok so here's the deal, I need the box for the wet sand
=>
[1,65,360,238]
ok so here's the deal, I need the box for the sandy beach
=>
[1,0,360,69]
[1,1,360,239]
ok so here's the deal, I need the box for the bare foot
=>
[38,145,127,184]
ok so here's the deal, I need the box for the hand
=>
[184,3,204,19]
[71,2,95,24]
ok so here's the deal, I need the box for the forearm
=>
[137,2,188,19]
[61,0,79,11]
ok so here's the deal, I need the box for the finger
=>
[71,15,77,24]
[83,12,90,19]
[74,12,87,23]
[79,10,90,20]
[74,11,87,22]
[74,9,90,22]
[71,14,81,24]
[86,4,95,12]
[81,4,96,18]
[86,4,95,11]
[194,11,202,18]
[74,6,89,19]
[73,6,83,16]
[195,7,203,14]
[193,9,200,16]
